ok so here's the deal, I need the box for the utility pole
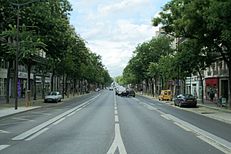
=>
[10,0,45,110]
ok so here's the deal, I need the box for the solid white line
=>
[67,111,76,117]
[173,122,191,132]
[12,94,100,141]
[197,135,231,154]
[52,117,66,125]
[12,117,34,122]
[0,130,10,134]
[164,114,231,153]
[0,145,10,151]
[107,124,127,154]
[25,128,49,141]
[114,106,117,110]
[115,110,118,115]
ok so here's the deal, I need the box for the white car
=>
[44,91,62,103]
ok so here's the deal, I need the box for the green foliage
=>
[122,36,173,86]
[0,0,112,88]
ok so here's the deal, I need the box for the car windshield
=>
[49,92,57,95]
[184,94,195,99]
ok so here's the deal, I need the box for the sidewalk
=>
[0,94,83,118]
[139,93,231,125]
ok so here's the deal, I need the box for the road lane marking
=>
[197,135,231,154]
[134,97,231,154]
[25,128,49,141]
[133,98,165,114]
[115,115,119,123]
[107,124,127,154]
[12,117,35,122]
[52,117,66,125]
[162,113,231,154]
[31,112,52,116]
[0,130,10,134]
[0,145,10,151]
[161,114,171,120]
[173,122,191,132]
[12,94,100,141]
[107,94,127,154]
[67,111,77,117]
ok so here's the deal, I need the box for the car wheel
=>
[179,101,182,107]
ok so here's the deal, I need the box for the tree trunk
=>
[62,73,65,99]
[228,64,231,109]
[27,63,31,91]
[33,73,36,100]
[65,74,69,98]
[151,78,154,97]
[42,72,45,99]
[51,68,54,91]
[198,69,204,104]
[6,60,12,104]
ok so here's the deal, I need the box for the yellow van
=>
[159,90,172,101]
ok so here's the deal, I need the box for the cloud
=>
[98,0,151,16]
[69,0,169,77]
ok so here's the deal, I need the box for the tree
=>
[153,0,231,107]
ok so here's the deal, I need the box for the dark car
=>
[127,89,135,97]
[174,94,197,107]
[120,89,135,97]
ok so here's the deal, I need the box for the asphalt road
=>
[0,90,230,154]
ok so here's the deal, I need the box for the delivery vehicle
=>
[158,90,172,101]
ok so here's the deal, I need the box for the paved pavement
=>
[0,94,83,118]
[139,94,231,125]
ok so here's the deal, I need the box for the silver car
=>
[44,91,62,103]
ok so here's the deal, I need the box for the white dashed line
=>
[0,130,10,134]
[0,145,10,151]
[25,128,49,141]
[107,94,127,154]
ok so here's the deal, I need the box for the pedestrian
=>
[209,90,215,102]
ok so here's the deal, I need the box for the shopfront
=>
[205,77,219,102]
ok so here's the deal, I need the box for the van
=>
[159,90,172,101]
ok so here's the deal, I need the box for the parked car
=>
[44,91,62,103]
[159,90,172,101]
[95,88,100,92]
[127,89,135,97]
[174,94,197,107]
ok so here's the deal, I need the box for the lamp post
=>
[10,0,44,110]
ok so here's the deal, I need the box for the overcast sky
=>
[69,0,170,77]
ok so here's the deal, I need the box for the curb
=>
[138,94,231,124]
[0,93,90,119]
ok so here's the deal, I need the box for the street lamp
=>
[10,0,44,110]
